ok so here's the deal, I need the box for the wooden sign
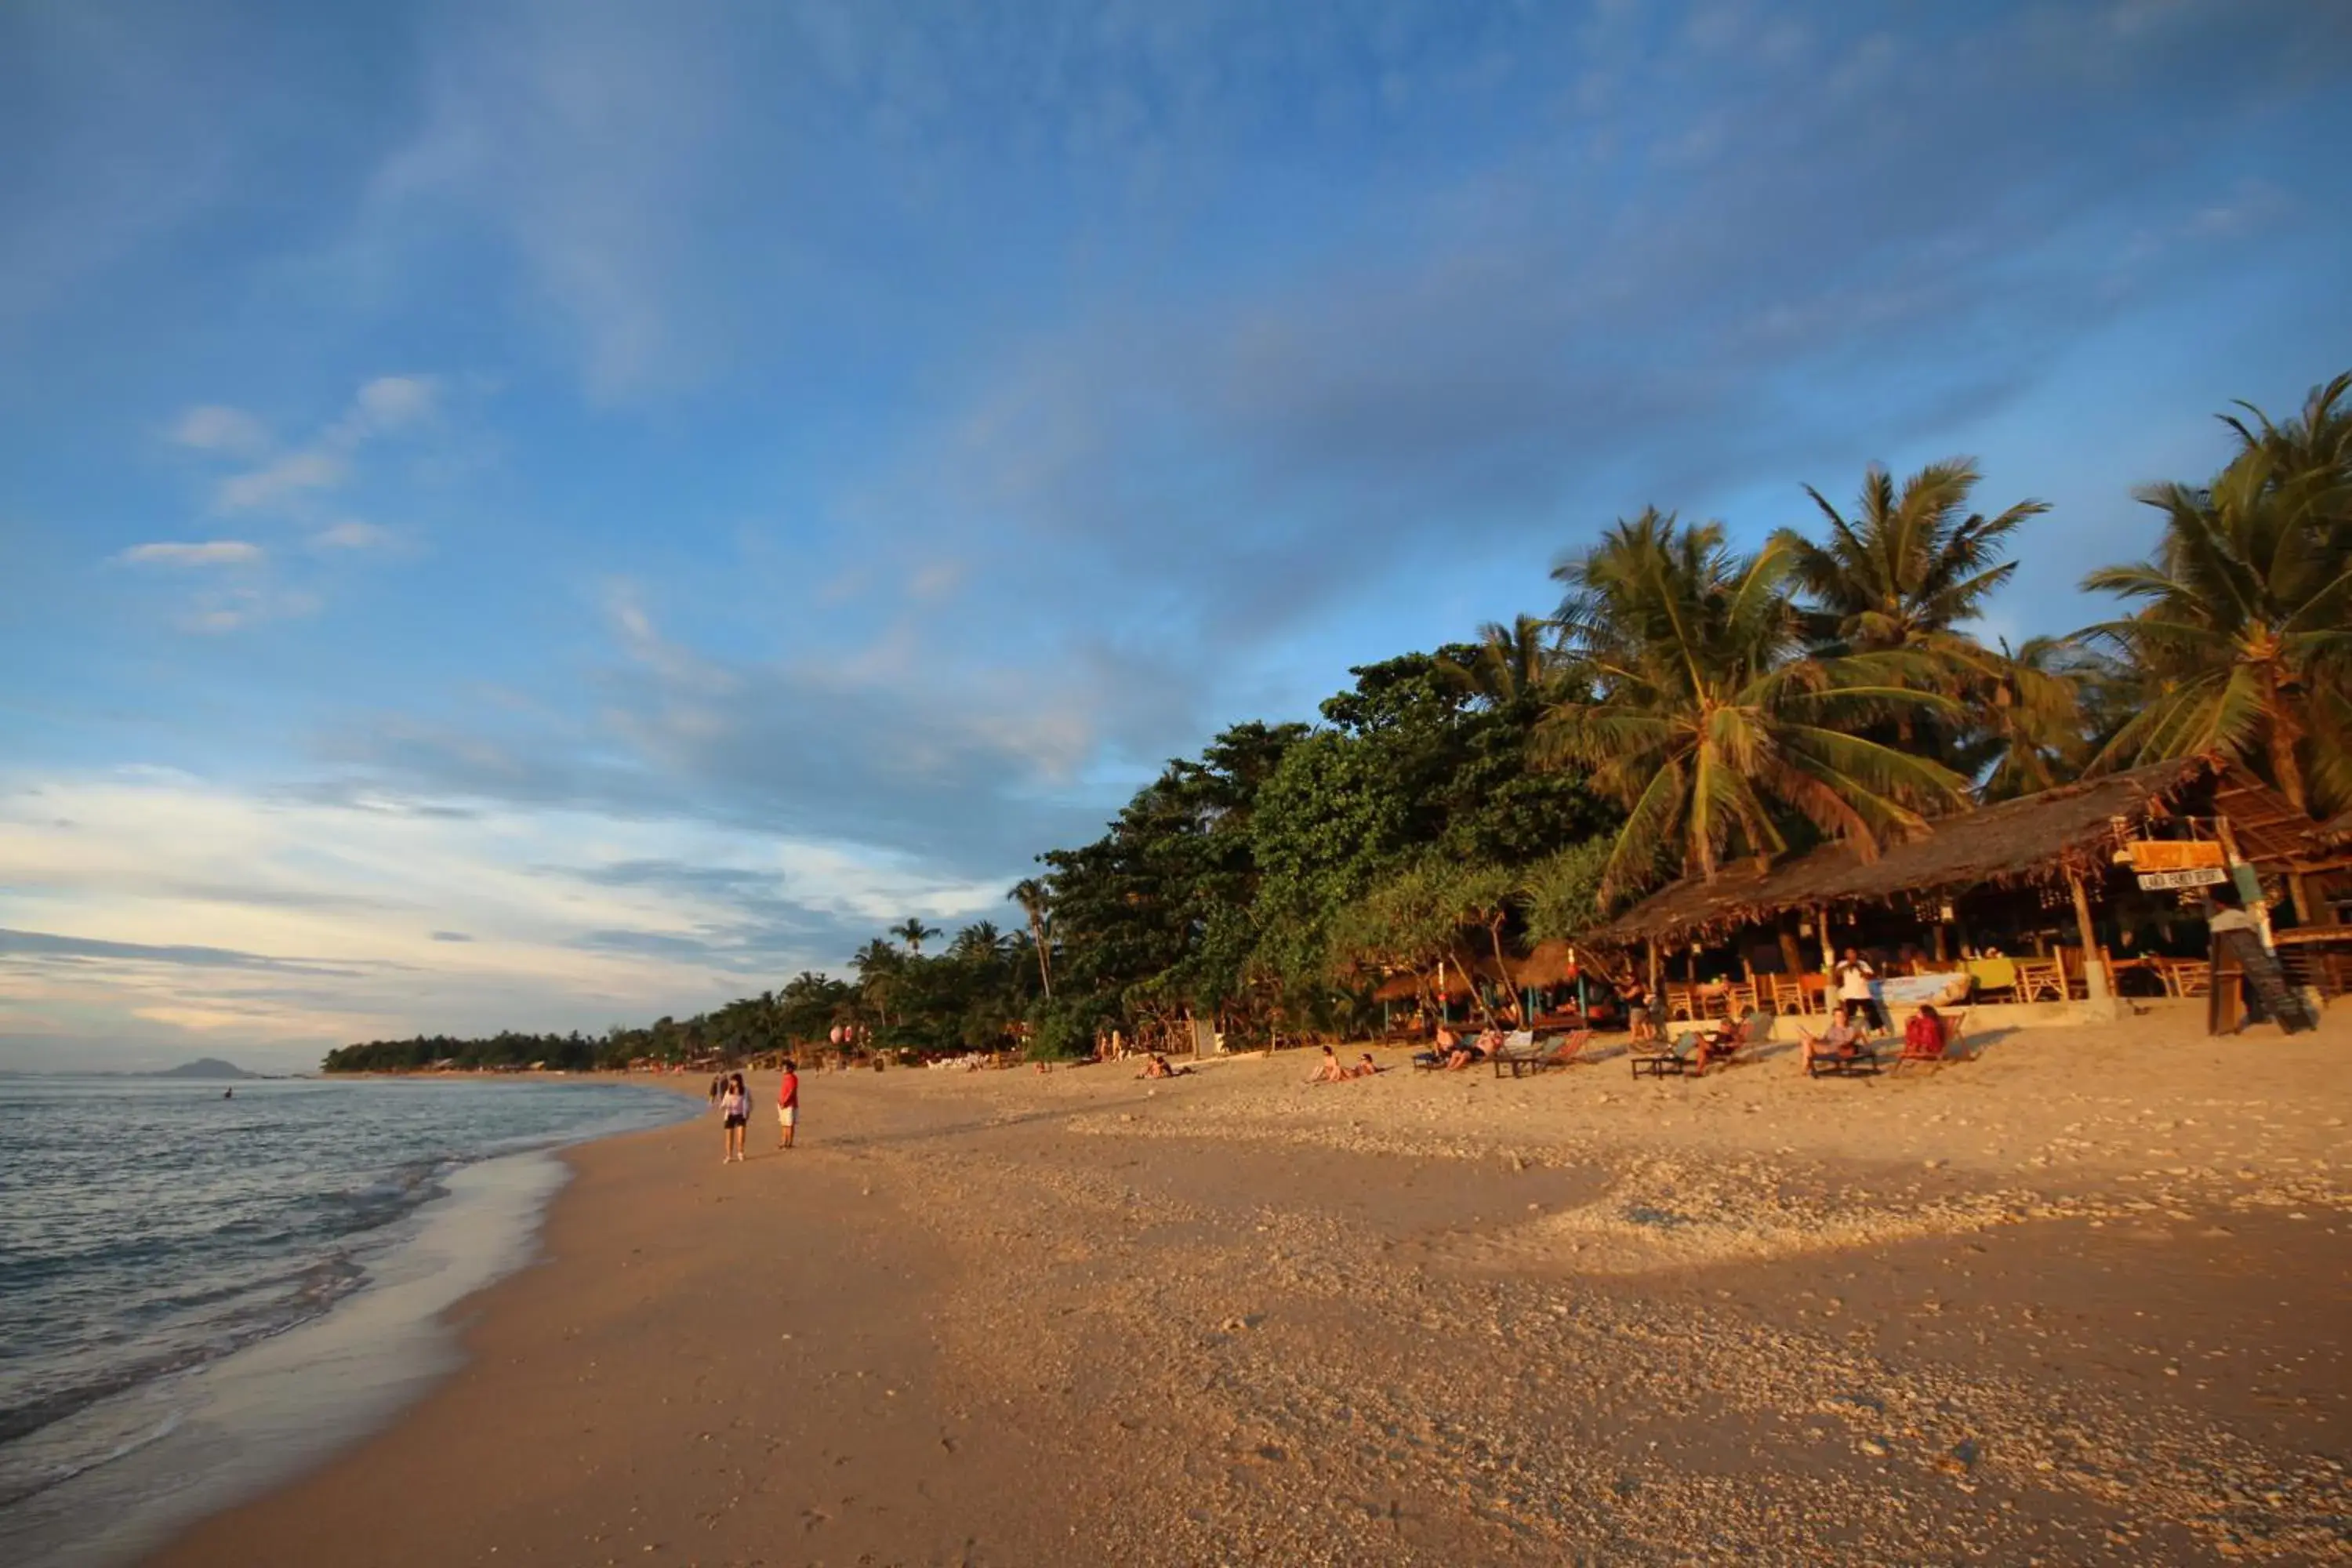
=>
[2137,866,2227,890]
[2127,840,2225,873]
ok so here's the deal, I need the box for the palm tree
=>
[1539,509,1970,907]
[1437,613,1557,709]
[2078,388,2352,815]
[1969,637,2105,802]
[850,938,902,1027]
[1007,877,1054,999]
[891,917,940,955]
[1773,459,2048,655]
[2220,370,2352,536]
[949,920,1007,965]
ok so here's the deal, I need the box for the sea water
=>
[0,1075,699,1566]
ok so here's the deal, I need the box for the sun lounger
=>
[1630,1031,1700,1079]
[1703,1011,1772,1072]
[1804,1032,1880,1078]
[1492,1028,1595,1077]
[1890,1010,1969,1073]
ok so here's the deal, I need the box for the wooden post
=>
[1646,938,1661,995]
[2288,873,2317,927]
[1817,906,1835,972]
[1930,924,1948,964]
[2067,866,2111,1001]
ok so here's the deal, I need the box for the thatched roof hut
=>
[1505,939,1580,989]
[1584,758,2298,950]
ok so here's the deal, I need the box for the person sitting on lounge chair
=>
[1797,1005,1865,1073]
[1691,1007,1758,1076]
[1444,1030,1490,1071]
[1902,1005,1947,1063]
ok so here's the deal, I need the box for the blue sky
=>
[2,0,2347,1069]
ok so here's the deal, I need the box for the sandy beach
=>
[146,1006,2350,1566]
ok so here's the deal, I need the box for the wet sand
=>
[147,1004,2351,1565]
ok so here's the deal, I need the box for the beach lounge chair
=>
[1630,1030,1701,1079]
[1802,1021,1880,1078]
[1704,1010,1774,1072]
[1486,1029,1539,1075]
[1891,1010,1969,1073]
[1492,1028,1595,1077]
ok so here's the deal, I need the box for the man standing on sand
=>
[1835,947,1883,1033]
[775,1060,800,1151]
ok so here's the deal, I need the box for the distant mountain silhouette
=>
[151,1058,261,1080]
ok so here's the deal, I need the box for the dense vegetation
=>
[325,372,2351,1073]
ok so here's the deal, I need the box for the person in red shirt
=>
[1904,1005,1947,1062]
[775,1061,800,1150]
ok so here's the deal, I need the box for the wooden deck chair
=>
[1630,1031,1700,1079]
[1891,1010,1968,1073]
[1486,1030,1540,1076]
[1494,1028,1595,1077]
[2013,959,2066,1003]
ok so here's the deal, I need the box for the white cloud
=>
[169,404,270,456]
[207,374,439,514]
[329,374,438,444]
[117,539,265,568]
[311,518,397,550]
[180,585,323,634]
[0,768,984,1065]
[215,450,347,513]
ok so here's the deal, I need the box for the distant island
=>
[151,1058,262,1080]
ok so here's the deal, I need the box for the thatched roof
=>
[2210,770,2328,863]
[1367,941,1581,1001]
[1506,939,1580,989]
[1587,759,2216,949]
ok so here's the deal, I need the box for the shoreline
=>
[1,1082,699,1568]
[140,1013,2352,1565]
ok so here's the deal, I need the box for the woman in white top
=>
[717,1072,750,1164]
[1835,949,1884,1032]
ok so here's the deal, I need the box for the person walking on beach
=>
[1835,949,1883,1033]
[775,1059,800,1150]
[718,1072,750,1163]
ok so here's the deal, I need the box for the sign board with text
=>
[2136,866,2227,890]
[2126,840,2226,873]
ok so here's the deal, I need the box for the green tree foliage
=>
[1541,510,1969,906]
[323,370,2345,1073]
[1773,459,2045,655]
[2080,374,2352,816]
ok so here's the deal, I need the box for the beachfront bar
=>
[1581,759,2348,1036]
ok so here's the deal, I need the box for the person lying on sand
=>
[1797,1006,1865,1073]
[1349,1052,1383,1077]
[1137,1053,1192,1080]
